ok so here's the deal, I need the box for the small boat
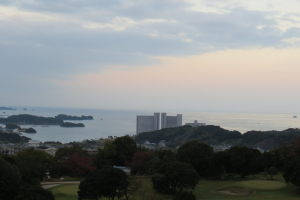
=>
[293,116,297,118]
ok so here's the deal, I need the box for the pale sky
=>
[1,0,300,113]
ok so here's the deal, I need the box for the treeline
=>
[2,136,300,200]
[135,125,300,150]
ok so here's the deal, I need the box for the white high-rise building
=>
[161,113,182,129]
[136,112,160,134]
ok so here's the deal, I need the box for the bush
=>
[173,191,196,200]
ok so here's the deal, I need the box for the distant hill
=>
[135,125,300,150]
[0,114,63,125]
[0,107,16,110]
[55,114,93,120]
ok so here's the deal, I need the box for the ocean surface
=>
[0,107,299,143]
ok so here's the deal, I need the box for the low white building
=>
[27,140,41,147]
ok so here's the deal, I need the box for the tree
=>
[55,145,88,161]
[227,146,262,178]
[176,140,214,177]
[0,157,22,200]
[112,136,137,166]
[0,157,54,200]
[152,161,200,194]
[268,167,278,180]
[63,153,96,177]
[15,148,54,180]
[14,184,54,200]
[78,168,129,200]
[126,152,153,175]
[283,139,300,187]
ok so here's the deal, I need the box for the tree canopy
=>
[78,167,129,200]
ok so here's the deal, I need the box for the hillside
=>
[135,125,300,150]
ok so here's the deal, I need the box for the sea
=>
[0,106,299,143]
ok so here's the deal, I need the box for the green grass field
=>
[49,174,300,200]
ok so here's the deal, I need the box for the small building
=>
[185,120,206,127]
[27,140,41,147]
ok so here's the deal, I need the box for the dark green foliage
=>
[151,161,200,194]
[152,173,169,193]
[174,191,196,200]
[97,136,137,166]
[135,125,194,145]
[0,157,54,200]
[283,138,300,187]
[261,152,278,175]
[0,132,30,143]
[189,126,242,145]
[55,145,89,161]
[55,114,93,120]
[14,185,54,200]
[227,146,262,178]
[78,168,129,200]
[0,114,63,125]
[176,140,214,177]
[5,123,21,129]
[283,156,300,186]
[0,157,22,200]
[25,127,37,133]
[268,167,278,179]
[15,148,54,180]
[60,122,85,127]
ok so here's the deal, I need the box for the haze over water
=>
[1,107,299,143]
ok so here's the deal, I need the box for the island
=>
[60,122,85,127]
[55,114,93,120]
[5,123,21,130]
[0,107,16,110]
[0,114,63,125]
[25,127,37,133]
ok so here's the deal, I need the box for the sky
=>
[1,0,300,113]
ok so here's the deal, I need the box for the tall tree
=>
[112,136,137,166]
[78,168,129,200]
[176,140,214,177]
[152,161,200,194]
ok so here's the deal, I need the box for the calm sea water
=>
[0,107,299,142]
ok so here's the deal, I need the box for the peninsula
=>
[0,107,16,110]
[60,122,85,127]
[135,125,300,151]
[55,114,93,120]
[0,114,63,125]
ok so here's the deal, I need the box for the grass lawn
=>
[49,174,300,200]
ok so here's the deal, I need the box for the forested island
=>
[135,125,300,150]
[60,122,85,127]
[55,114,93,120]
[0,114,63,125]
[25,128,37,133]
[0,107,16,110]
